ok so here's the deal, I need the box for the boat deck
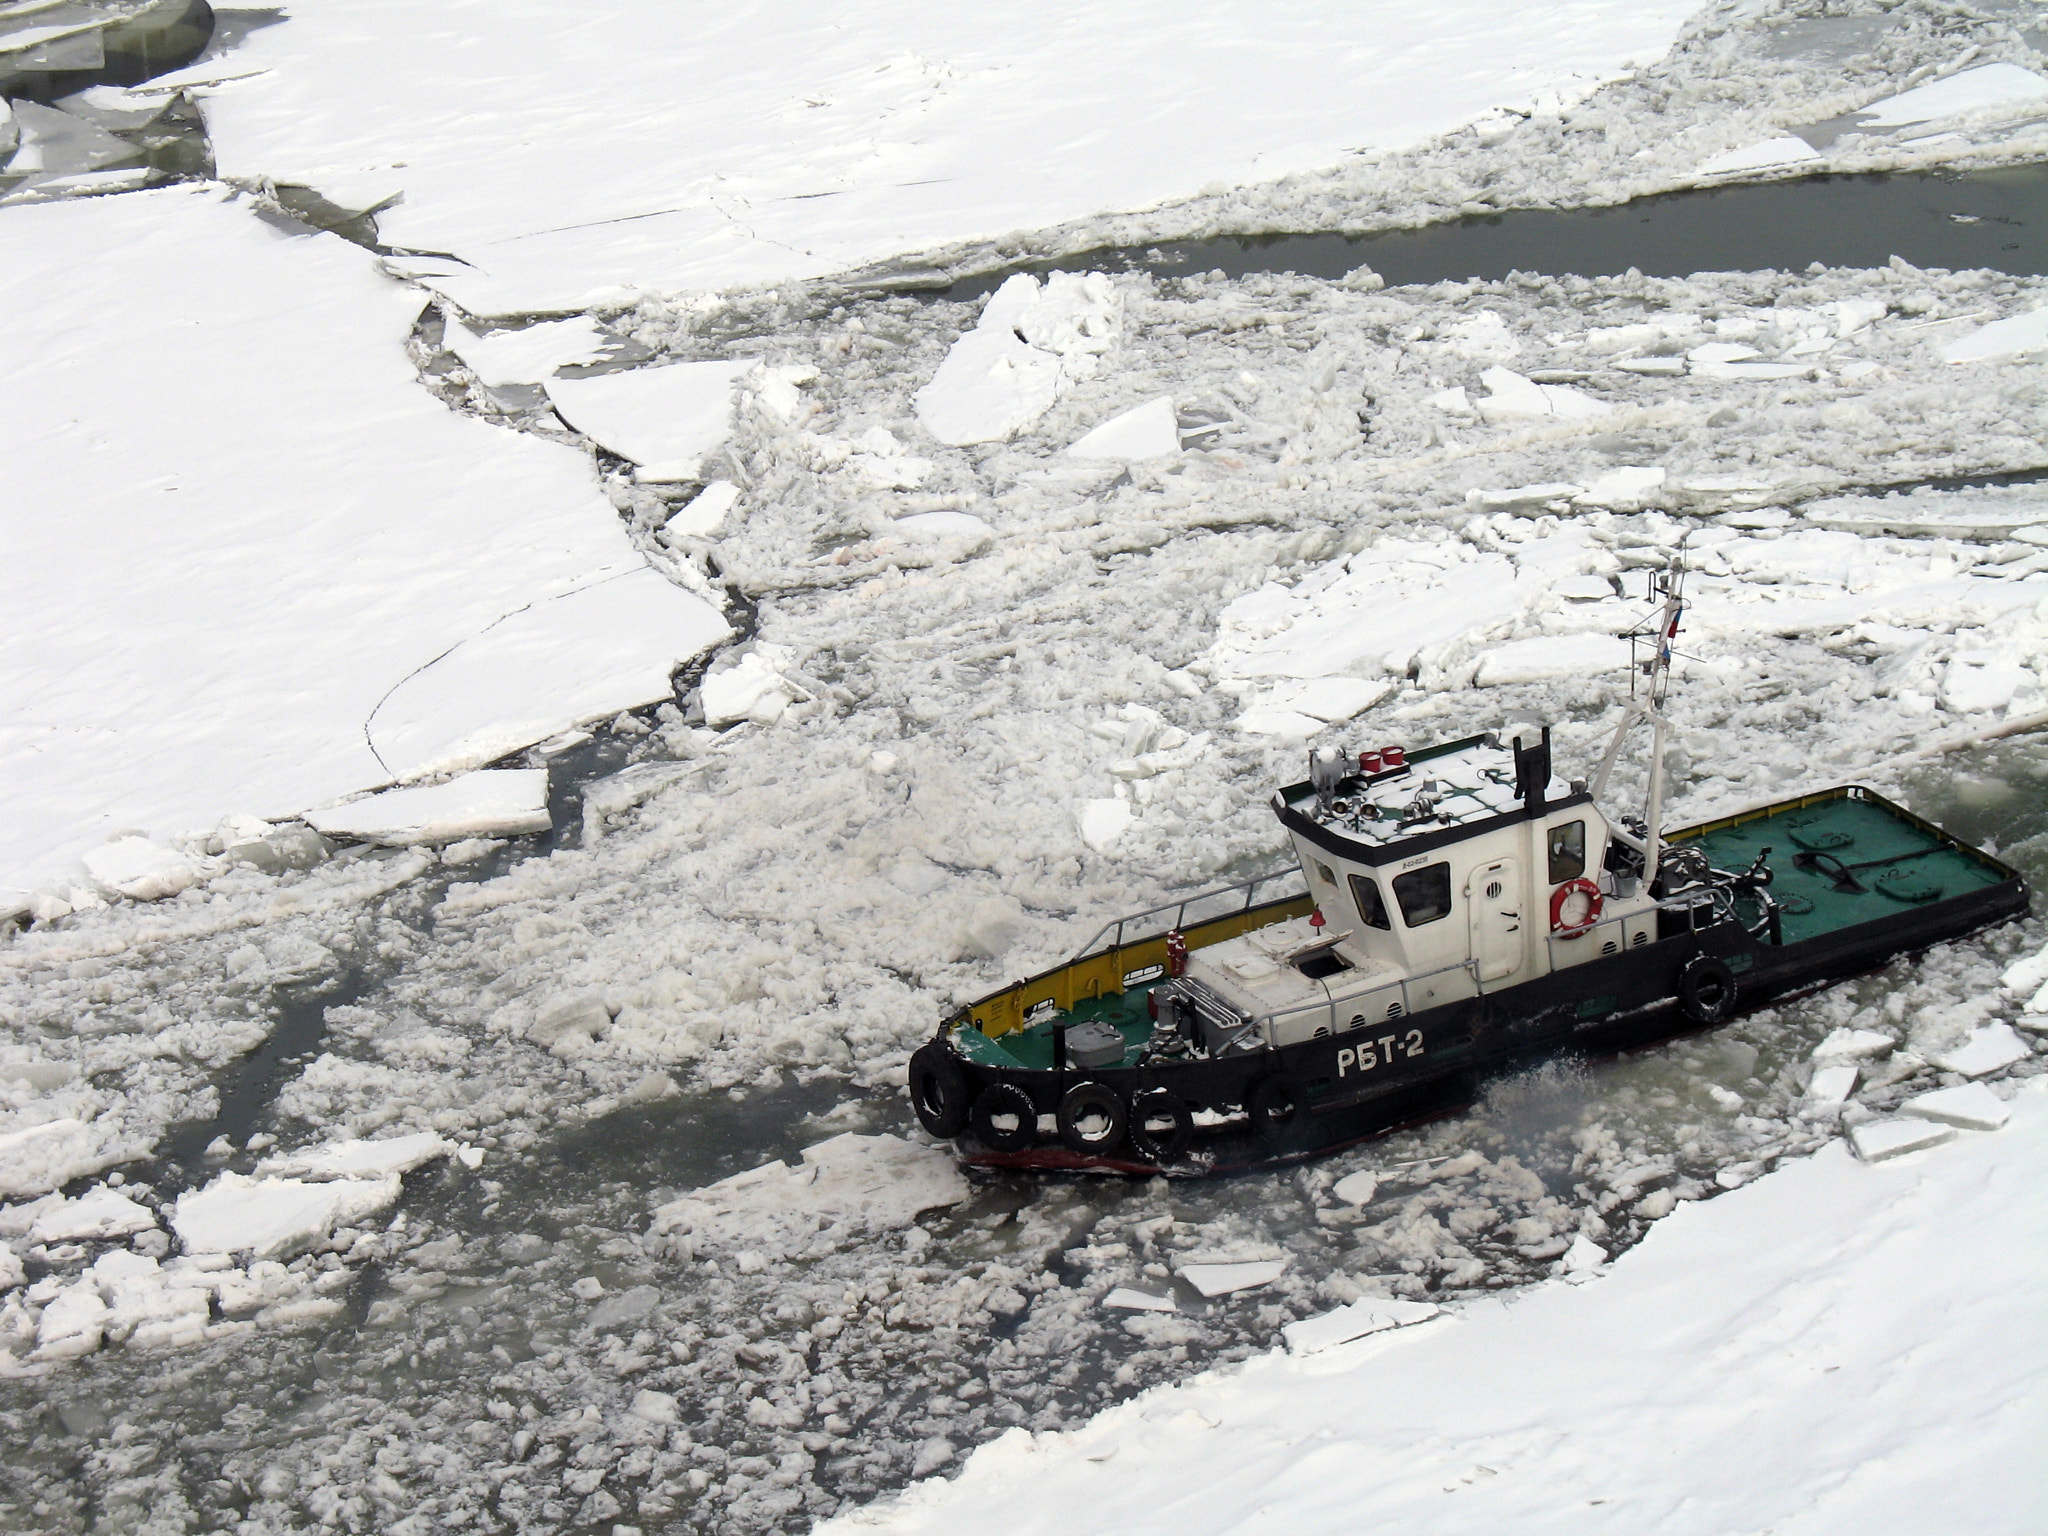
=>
[953,986,1157,1071]
[1673,789,2008,946]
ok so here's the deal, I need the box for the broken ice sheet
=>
[914,273,1118,446]
[1102,1287,1177,1312]
[1064,395,1180,460]
[1939,307,2048,365]
[1693,136,1823,179]
[1855,62,2048,130]
[1283,1296,1437,1355]
[171,1170,401,1259]
[1175,1258,1287,1297]
[304,769,552,846]
[1927,1023,2031,1078]
[4,101,141,178]
[1848,1118,1954,1163]
[445,314,614,387]
[1901,1082,2011,1132]
[544,356,758,470]
[256,1130,453,1180]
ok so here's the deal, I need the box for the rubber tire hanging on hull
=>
[1246,1074,1306,1145]
[1678,954,1738,1026]
[908,1044,971,1139]
[970,1082,1038,1152]
[1057,1081,1129,1155]
[1127,1088,1195,1164]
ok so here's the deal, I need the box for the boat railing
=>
[1068,868,1310,962]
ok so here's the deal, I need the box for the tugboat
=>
[908,555,2029,1172]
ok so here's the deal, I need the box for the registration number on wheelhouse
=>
[1336,1028,1425,1077]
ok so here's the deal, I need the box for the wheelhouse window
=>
[1392,862,1452,927]
[1350,873,1391,931]
[1548,820,1587,884]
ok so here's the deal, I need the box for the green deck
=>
[1676,791,2005,946]
[953,985,1158,1071]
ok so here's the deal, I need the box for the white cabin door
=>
[1465,856,1524,983]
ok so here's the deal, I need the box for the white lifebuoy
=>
[1550,877,1604,939]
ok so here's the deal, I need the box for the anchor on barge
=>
[908,555,2029,1172]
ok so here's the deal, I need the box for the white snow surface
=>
[0,186,728,899]
[190,0,1701,314]
[827,1083,2048,1536]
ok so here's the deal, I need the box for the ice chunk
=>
[94,1251,212,1349]
[1102,1287,1177,1312]
[1573,467,1665,509]
[1465,483,1584,513]
[446,316,612,387]
[893,511,994,541]
[1687,342,1762,365]
[648,1134,969,1261]
[589,1284,661,1330]
[528,994,612,1050]
[581,761,702,842]
[1804,1064,1860,1108]
[1858,62,2048,128]
[1064,397,1180,460]
[422,575,724,755]
[1233,708,1326,739]
[172,1172,401,1259]
[32,1278,108,1360]
[660,480,740,536]
[1940,307,2048,365]
[1848,1118,1954,1162]
[1441,310,1520,360]
[257,1131,452,1181]
[1331,1170,1379,1206]
[1901,1082,2011,1132]
[2000,941,2048,999]
[630,1389,681,1424]
[1425,386,1474,414]
[1476,367,1611,421]
[28,1187,156,1244]
[1078,798,1135,852]
[544,358,757,470]
[1689,360,1811,380]
[0,1118,126,1200]
[1176,1259,1287,1297]
[700,646,811,728]
[306,770,551,846]
[5,102,140,177]
[1474,633,1633,687]
[1940,655,2031,715]
[80,837,201,902]
[1694,137,1824,177]
[1561,1233,1607,1272]
[365,569,732,781]
[1250,677,1395,726]
[1928,1023,2030,1078]
[1813,1028,1893,1062]
[914,274,1117,446]
[1283,1297,1438,1355]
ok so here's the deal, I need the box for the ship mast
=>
[1590,548,1687,891]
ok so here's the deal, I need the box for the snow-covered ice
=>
[304,770,553,847]
[1065,397,1181,461]
[1175,1259,1287,1298]
[25,1186,156,1244]
[543,357,757,475]
[1282,1296,1438,1356]
[171,1170,402,1259]
[1940,306,2048,365]
[1102,1288,1178,1313]
[1693,135,1824,178]
[1856,62,2048,130]
[1901,1081,2012,1132]
[915,274,1117,446]
[445,315,615,388]
[828,1083,2048,1536]
[188,0,1702,314]
[256,1130,454,1180]
[1847,1117,1955,1162]
[1,186,727,901]
[1928,1021,2032,1078]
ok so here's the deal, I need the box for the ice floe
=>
[915,274,1118,446]
[1065,396,1181,461]
[545,356,760,479]
[1927,1022,2032,1078]
[256,1131,454,1181]
[1856,62,2048,130]
[1939,306,2048,365]
[305,770,553,847]
[1901,1081,2011,1132]
[445,315,615,387]
[1848,1117,1953,1162]
[1175,1259,1287,1298]
[171,1170,402,1259]
[1,186,726,900]
[1282,1296,1438,1355]
[1694,136,1824,179]
[647,1133,969,1265]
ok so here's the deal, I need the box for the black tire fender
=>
[1056,1080,1129,1155]
[969,1082,1038,1152]
[1678,954,1738,1026]
[908,1043,972,1139]
[1245,1074,1305,1143]
[1127,1088,1195,1165]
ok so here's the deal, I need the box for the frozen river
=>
[7,5,2048,1534]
